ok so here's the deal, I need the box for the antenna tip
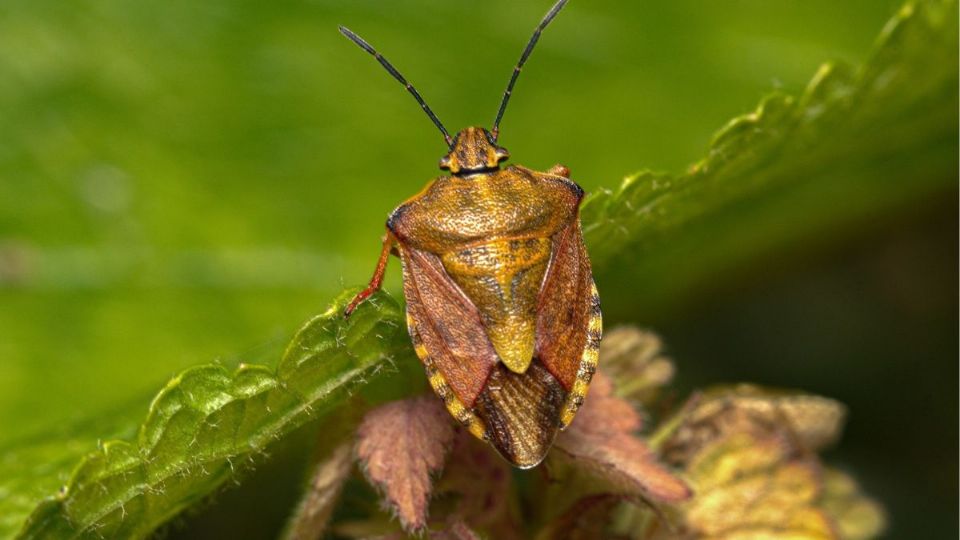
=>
[339,25,375,54]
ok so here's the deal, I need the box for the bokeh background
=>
[0,0,955,537]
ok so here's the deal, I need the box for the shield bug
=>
[341,0,600,468]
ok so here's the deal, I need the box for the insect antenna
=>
[339,25,453,146]
[491,0,569,141]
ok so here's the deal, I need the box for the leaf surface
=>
[3,289,411,538]
[582,0,958,316]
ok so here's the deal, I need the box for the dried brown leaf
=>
[356,395,456,531]
[555,373,691,504]
[569,371,645,436]
[683,434,834,538]
[820,468,886,540]
[654,432,887,540]
[647,384,885,539]
[435,429,519,538]
[284,441,354,540]
[600,326,675,406]
[660,385,846,465]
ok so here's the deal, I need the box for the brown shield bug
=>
[341,0,600,468]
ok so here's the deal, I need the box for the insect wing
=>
[401,243,570,468]
[535,217,602,428]
[400,246,496,421]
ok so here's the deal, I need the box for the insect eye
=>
[495,147,510,162]
[439,154,458,172]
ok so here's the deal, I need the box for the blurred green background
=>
[0,0,955,537]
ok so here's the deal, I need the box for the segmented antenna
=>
[491,0,569,141]
[339,25,453,146]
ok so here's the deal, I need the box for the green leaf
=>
[2,290,410,538]
[2,0,956,536]
[583,0,957,316]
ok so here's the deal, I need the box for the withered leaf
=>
[660,385,846,466]
[356,395,456,531]
[600,326,675,406]
[666,432,887,540]
[647,384,885,539]
[555,373,692,504]
[683,433,834,538]
[284,441,354,540]
[434,429,520,539]
[820,468,886,540]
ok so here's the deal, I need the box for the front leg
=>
[344,230,397,317]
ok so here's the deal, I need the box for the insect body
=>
[342,0,600,468]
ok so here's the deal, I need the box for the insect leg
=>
[344,230,397,317]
